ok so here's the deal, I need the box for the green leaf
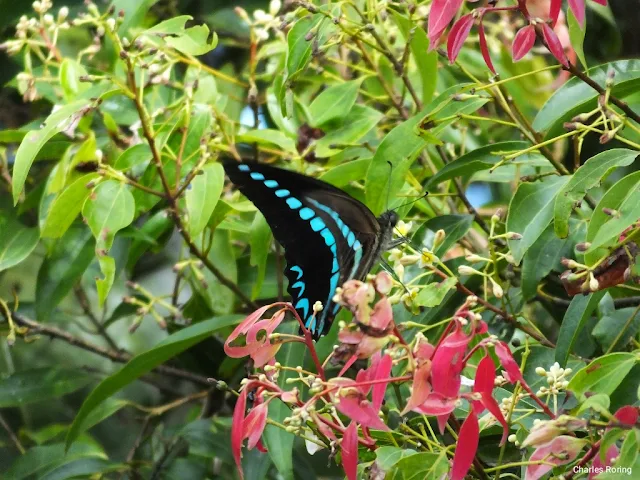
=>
[567,10,588,70]
[263,323,305,480]
[417,214,474,258]
[0,217,39,272]
[425,141,533,187]
[35,226,95,321]
[3,442,106,480]
[315,105,383,158]
[309,79,361,127]
[576,393,610,416]
[286,15,322,80]
[507,176,569,264]
[585,171,640,265]
[319,158,371,186]
[556,292,605,367]
[387,451,449,480]
[568,352,638,400]
[165,25,218,56]
[59,59,89,101]
[236,129,297,154]
[41,173,100,239]
[249,212,272,300]
[415,277,457,308]
[587,187,640,253]
[392,12,437,104]
[375,446,418,471]
[12,100,92,203]
[144,15,192,35]
[114,143,152,171]
[593,307,640,352]
[39,458,119,480]
[521,224,574,300]
[115,0,159,34]
[65,315,242,450]
[185,163,224,237]
[554,149,638,238]
[533,60,640,137]
[0,368,93,407]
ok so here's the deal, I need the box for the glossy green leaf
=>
[127,210,174,271]
[315,105,383,158]
[554,149,638,238]
[392,12,437,104]
[507,176,569,264]
[375,446,419,471]
[585,171,640,265]
[555,291,605,367]
[533,60,640,137]
[249,212,272,300]
[415,277,457,308]
[286,15,321,80]
[567,10,587,70]
[0,368,94,408]
[185,163,224,237]
[521,224,574,300]
[576,393,610,416]
[35,226,95,321]
[115,0,159,34]
[237,129,297,153]
[568,352,638,400]
[39,458,119,480]
[593,307,640,352]
[587,187,640,253]
[41,173,100,239]
[144,15,192,35]
[3,442,107,480]
[387,451,449,480]
[165,25,218,56]
[65,315,242,450]
[426,141,533,187]
[319,158,371,186]
[114,143,152,171]
[0,216,39,272]
[12,100,92,203]
[264,323,305,480]
[59,59,89,100]
[309,79,361,127]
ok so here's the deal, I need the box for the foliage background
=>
[0,0,639,479]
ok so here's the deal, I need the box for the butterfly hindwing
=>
[224,160,385,338]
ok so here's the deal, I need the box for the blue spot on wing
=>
[290,265,303,279]
[275,189,290,198]
[250,172,265,181]
[286,197,302,209]
[310,217,325,232]
[347,231,355,247]
[299,207,314,220]
[238,164,250,172]
[295,298,310,319]
[292,281,305,296]
[264,179,279,188]
[320,229,335,246]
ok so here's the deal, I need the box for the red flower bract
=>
[447,14,474,64]
[451,411,479,480]
[428,0,465,48]
[342,422,358,480]
[512,25,536,62]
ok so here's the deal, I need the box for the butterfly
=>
[224,160,399,339]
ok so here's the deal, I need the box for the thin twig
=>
[74,285,121,352]
[0,412,25,454]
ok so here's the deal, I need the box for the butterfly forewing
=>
[224,160,383,338]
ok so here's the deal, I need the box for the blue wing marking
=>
[286,197,302,209]
[238,164,250,172]
[299,207,315,220]
[275,189,290,198]
[250,172,265,181]
[310,217,326,232]
[290,265,303,279]
[264,179,279,188]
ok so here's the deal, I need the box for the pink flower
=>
[451,411,479,480]
[472,354,509,445]
[341,422,359,480]
[493,341,525,384]
[613,405,639,426]
[401,359,432,415]
[589,445,618,479]
[431,325,471,398]
[224,303,288,368]
[525,435,587,480]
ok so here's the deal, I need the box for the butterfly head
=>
[378,210,399,230]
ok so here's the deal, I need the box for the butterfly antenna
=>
[385,161,393,212]
[392,191,429,211]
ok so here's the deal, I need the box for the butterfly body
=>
[224,160,397,339]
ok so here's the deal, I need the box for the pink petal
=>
[232,389,248,479]
[568,0,586,26]
[480,394,509,446]
[427,0,465,47]
[251,343,282,368]
[224,304,274,358]
[549,0,562,26]
[447,14,474,64]
[493,341,524,384]
[526,436,587,480]
[478,22,496,74]
[431,327,470,397]
[472,355,496,415]
[243,403,269,449]
[341,422,358,480]
[414,392,457,416]
[401,360,433,415]
[613,406,639,426]
[590,445,618,479]
[373,271,393,295]
[370,297,393,330]
[512,25,536,62]
[542,23,569,68]
[372,354,393,411]
[451,411,479,480]
[336,395,389,431]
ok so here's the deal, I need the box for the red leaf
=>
[591,0,607,5]
[614,405,639,426]
[371,354,393,411]
[447,14,474,63]
[478,23,496,74]
[451,411,479,480]
[569,0,586,26]
[542,23,569,68]
[493,341,524,384]
[231,389,248,479]
[549,0,562,26]
[473,354,496,395]
[341,422,358,480]
[526,436,586,480]
[428,0,465,46]
[512,25,536,62]
[401,360,432,415]
[431,326,470,397]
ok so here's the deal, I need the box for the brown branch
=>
[0,412,25,454]
[74,285,121,352]
[7,312,212,386]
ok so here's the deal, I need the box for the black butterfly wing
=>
[223,160,382,338]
